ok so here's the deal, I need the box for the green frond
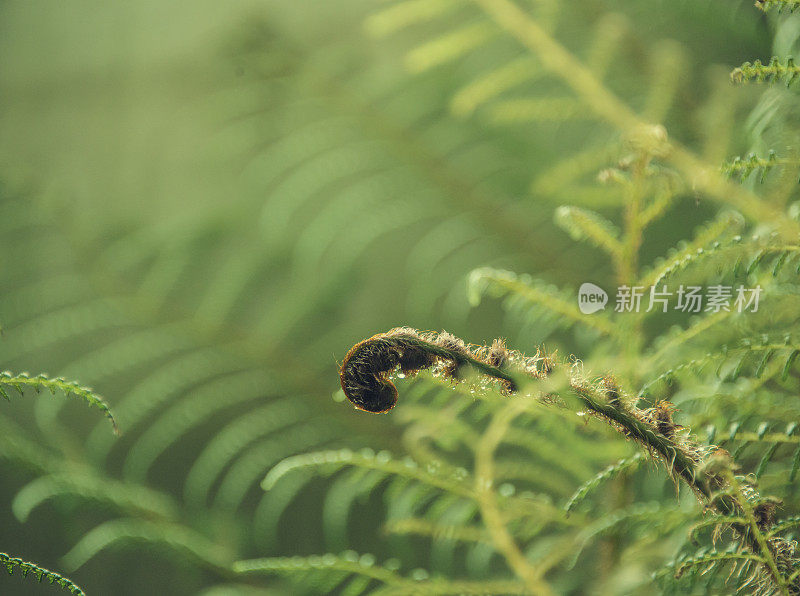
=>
[564,453,645,514]
[449,57,539,116]
[568,502,689,569]
[687,515,749,545]
[2,1,800,594]
[198,586,278,596]
[768,516,800,537]
[254,468,318,551]
[723,151,785,183]
[0,553,85,596]
[183,399,309,506]
[214,422,339,511]
[642,40,687,121]
[731,57,800,86]
[0,409,59,473]
[322,468,389,548]
[0,371,118,433]
[467,267,620,339]
[384,517,488,544]
[672,548,765,579]
[586,13,630,77]
[234,552,407,591]
[489,97,588,123]
[554,205,622,259]
[12,471,177,523]
[365,0,461,39]
[639,210,745,288]
[235,553,530,595]
[61,519,232,572]
[405,23,496,73]
[85,348,243,460]
[262,449,473,499]
[121,369,274,482]
[756,0,800,13]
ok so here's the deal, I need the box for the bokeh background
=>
[0,1,783,594]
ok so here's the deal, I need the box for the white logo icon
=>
[578,283,608,314]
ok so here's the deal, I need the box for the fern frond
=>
[467,268,620,339]
[731,57,800,86]
[0,553,85,596]
[643,40,687,121]
[214,422,339,511]
[183,399,308,506]
[568,502,688,569]
[121,369,273,482]
[563,453,644,514]
[554,205,622,259]
[85,348,242,460]
[639,210,745,288]
[0,371,118,433]
[234,552,408,591]
[687,515,750,545]
[673,548,765,578]
[364,0,461,38]
[530,143,623,207]
[723,151,786,183]
[61,519,231,572]
[756,0,800,12]
[405,22,496,73]
[768,516,800,537]
[489,97,587,123]
[450,57,538,116]
[384,517,488,544]
[235,553,530,595]
[12,471,177,523]
[262,449,473,499]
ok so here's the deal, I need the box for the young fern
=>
[731,58,800,86]
[0,371,118,434]
[0,553,86,596]
[334,328,800,593]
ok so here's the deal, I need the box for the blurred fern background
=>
[1,0,799,594]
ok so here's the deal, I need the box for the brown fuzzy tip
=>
[432,331,468,378]
[487,338,510,368]
[600,375,621,407]
[647,400,682,439]
[754,499,780,531]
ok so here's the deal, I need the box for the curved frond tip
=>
[0,552,85,596]
[0,371,118,434]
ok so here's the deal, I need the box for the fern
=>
[0,371,118,433]
[0,553,86,596]
[732,58,800,86]
[1,0,800,594]
[757,0,800,12]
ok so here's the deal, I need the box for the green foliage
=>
[757,0,800,12]
[1,0,799,594]
[732,57,800,86]
[0,371,117,433]
[0,553,85,596]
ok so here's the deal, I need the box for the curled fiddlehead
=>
[338,327,552,412]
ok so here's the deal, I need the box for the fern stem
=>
[475,399,556,596]
[723,470,792,595]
